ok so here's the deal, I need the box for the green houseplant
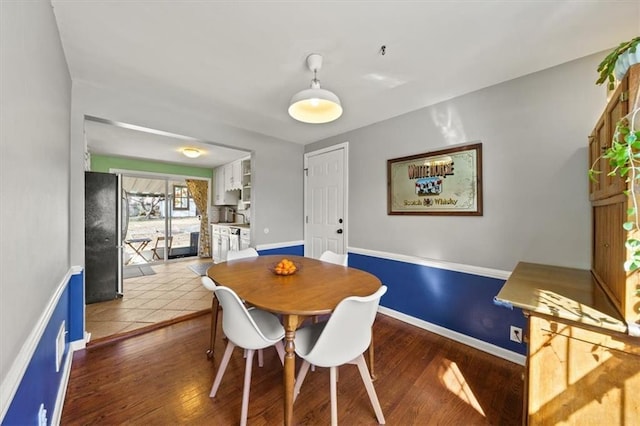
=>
[596,36,640,90]
[589,117,640,273]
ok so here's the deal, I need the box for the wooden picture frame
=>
[387,142,483,216]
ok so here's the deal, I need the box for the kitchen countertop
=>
[211,222,250,229]
[495,262,628,334]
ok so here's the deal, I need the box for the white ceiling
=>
[52,1,639,166]
[85,117,250,168]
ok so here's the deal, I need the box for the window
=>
[173,185,190,210]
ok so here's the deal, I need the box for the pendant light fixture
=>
[288,54,343,124]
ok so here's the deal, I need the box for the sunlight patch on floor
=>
[438,360,486,417]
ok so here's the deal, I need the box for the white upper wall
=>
[308,53,607,271]
[0,0,72,388]
[68,81,304,264]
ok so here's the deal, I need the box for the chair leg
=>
[368,331,376,380]
[293,360,311,402]
[355,355,385,424]
[275,341,285,365]
[245,349,264,365]
[207,297,219,359]
[330,366,338,426]
[240,349,255,426]
[210,341,236,397]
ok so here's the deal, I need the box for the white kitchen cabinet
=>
[211,224,231,263]
[232,160,242,190]
[240,228,250,249]
[224,160,242,191]
[213,166,238,205]
[241,157,251,204]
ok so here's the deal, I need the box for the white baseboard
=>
[70,338,87,351]
[51,349,74,426]
[378,306,526,366]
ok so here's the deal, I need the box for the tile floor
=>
[85,257,214,342]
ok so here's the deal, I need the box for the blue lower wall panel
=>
[69,271,84,341]
[258,244,304,256]
[349,253,527,355]
[3,271,81,425]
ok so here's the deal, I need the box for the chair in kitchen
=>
[226,247,258,261]
[293,286,387,426]
[319,250,348,266]
[209,286,285,426]
[151,235,173,260]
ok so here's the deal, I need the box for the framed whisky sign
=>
[387,142,482,216]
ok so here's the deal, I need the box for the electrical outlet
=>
[510,325,523,343]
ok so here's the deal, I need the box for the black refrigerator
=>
[85,171,121,304]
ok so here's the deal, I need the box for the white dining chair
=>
[293,286,388,426]
[319,250,348,266]
[210,285,285,426]
[226,247,259,261]
[202,274,268,362]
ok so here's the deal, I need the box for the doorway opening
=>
[122,175,203,265]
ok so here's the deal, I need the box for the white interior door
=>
[304,143,348,258]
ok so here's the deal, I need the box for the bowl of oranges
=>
[270,258,300,276]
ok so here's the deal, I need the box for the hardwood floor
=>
[61,313,524,425]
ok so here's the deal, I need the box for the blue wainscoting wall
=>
[257,244,304,256]
[255,243,525,359]
[2,268,84,425]
[349,252,527,356]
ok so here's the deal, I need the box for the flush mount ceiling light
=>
[182,148,201,158]
[288,53,343,124]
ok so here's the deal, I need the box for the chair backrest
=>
[213,286,277,349]
[319,250,348,266]
[201,276,217,291]
[226,247,259,261]
[304,286,387,367]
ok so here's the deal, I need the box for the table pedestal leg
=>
[283,314,298,426]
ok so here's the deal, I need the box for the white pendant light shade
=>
[288,54,342,124]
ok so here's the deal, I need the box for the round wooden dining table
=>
[206,254,382,426]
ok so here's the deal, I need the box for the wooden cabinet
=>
[496,262,640,425]
[527,315,640,425]
[213,165,239,206]
[588,63,640,325]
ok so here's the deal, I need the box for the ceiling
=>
[52,1,639,166]
[85,117,250,168]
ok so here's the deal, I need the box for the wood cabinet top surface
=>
[496,262,628,333]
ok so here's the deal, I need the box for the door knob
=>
[337,229,343,234]
[338,218,343,224]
